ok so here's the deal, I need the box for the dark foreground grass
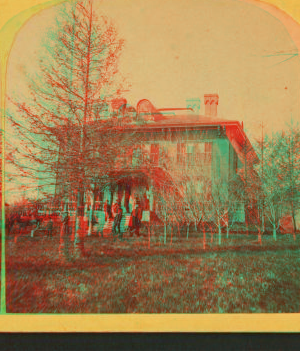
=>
[6,232,300,313]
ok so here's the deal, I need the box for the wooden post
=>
[148,218,151,249]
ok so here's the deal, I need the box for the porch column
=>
[147,185,154,211]
[88,188,95,236]
[125,182,131,214]
[117,183,124,204]
[110,185,116,205]
[103,188,109,204]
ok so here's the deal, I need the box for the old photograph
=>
[2,0,300,314]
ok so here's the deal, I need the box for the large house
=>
[54,94,259,231]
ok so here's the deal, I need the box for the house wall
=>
[131,127,238,186]
[211,137,230,183]
[139,127,248,223]
[129,127,242,203]
[55,124,245,223]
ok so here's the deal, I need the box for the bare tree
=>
[6,0,134,257]
[274,122,300,237]
[242,134,284,242]
[208,179,228,245]
[149,133,214,247]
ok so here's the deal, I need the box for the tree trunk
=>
[226,225,229,239]
[59,220,69,260]
[245,204,249,235]
[14,225,21,243]
[71,213,78,242]
[170,225,173,245]
[59,232,65,259]
[74,190,85,257]
[74,213,85,257]
[261,205,265,234]
[202,222,206,250]
[186,223,189,240]
[110,187,114,206]
[71,189,78,242]
[148,222,151,249]
[291,201,296,241]
[258,229,262,246]
[272,223,277,241]
[87,190,95,236]
[164,222,167,245]
[218,222,222,245]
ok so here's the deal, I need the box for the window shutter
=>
[177,143,186,166]
[205,142,212,153]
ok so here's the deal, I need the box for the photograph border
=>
[1,0,300,332]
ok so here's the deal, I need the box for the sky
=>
[7,0,300,139]
[5,0,300,202]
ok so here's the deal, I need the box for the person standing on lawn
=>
[112,204,123,240]
[131,196,142,237]
[103,199,111,222]
[112,201,119,219]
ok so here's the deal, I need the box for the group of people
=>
[103,195,144,239]
[8,192,148,241]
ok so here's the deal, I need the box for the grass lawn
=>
[6,230,300,313]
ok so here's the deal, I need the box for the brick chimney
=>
[204,94,219,117]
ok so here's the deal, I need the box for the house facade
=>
[89,94,257,225]
[54,94,259,229]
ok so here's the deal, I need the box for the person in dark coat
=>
[103,200,112,221]
[61,212,70,234]
[112,204,123,240]
[131,197,142,237]
[112,201,119,219]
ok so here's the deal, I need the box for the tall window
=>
[194,143,205,166]
[194,142,212,164]
[177,143,186,166]
[205,142,212,161]
[204,142,212,179]
[150,144,159,165]
[187,144,195,167]
[177,141,212,173]
[132,146,142,167]
[195,142,212,178]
